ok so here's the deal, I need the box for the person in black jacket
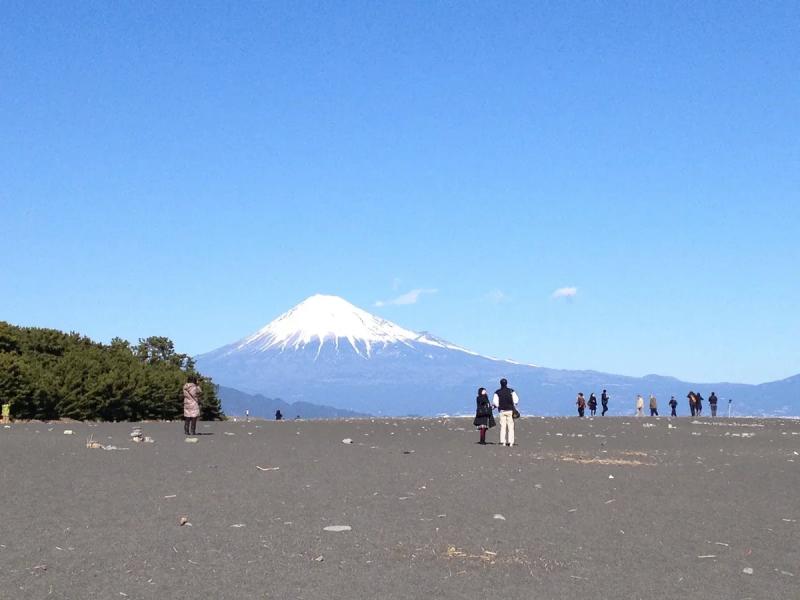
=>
[473,387,496,444]
[695,393,704,416]
[588,393,598,416]
[492,378,520,447]
[669,396,678,417]
[601,390,609,416]
[708,392,719,417]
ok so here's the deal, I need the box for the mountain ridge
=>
[196,295,800,417]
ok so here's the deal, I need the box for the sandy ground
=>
[1,416,798,599]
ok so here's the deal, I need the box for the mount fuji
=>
[196,295,800,417]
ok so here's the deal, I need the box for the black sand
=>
[1,417,798,599]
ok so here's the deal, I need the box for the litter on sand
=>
[256,466,280,471]
[323,525,352,532]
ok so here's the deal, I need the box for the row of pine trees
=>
[0,321,222,421]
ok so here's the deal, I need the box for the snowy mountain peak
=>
[235,294,473,357]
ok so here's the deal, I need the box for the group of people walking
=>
[473,378,520,446]
[575,391,610,417]
[631,391,720,417]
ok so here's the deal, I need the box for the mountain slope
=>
[196,295,800,417]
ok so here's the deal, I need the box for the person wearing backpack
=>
[588,393,598,416]
[492,378,519,447]
[576,393,586,417]
[708,392,719,417]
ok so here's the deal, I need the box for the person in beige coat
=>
[183,376,202,435]
[635,394,644,417]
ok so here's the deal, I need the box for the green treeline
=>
[0,321,222,421]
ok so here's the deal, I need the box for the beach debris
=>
[143,436,154,443]
[313,555,325,562]
[493,514,506,521]
[179,516,191,526]
[64,430,74,435]
[224,432,235,436]
[164,495,177,499]
[323,525,351,532]
[230,523,246,528]
[605,499,616,504]
[185,437,198,443]
[341,438,353,444]
[256,466,280,471]
[697,555,716,559]
[608,475,615,479]
[131,428,143,443]
[742,567,754,575]
[402,450,415,454]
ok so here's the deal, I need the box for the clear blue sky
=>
[2,1,798,384]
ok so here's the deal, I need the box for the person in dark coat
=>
[275,410,283,421]
[601,390,609,416]
[669,396,678,417]
[687,391,696,417]
[473,387,496,444]
[588,393,598,416]
[708,392,719,417]
[695,393,704,416]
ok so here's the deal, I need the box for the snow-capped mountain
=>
[223,294,476,358]
[197,295,800,417]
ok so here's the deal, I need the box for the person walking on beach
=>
[473,387,496,444]
[492,378,519,447]
[695,393,704,416]
[635,394,644,417]
[649,394,658,416]
[601,390,609,416]
[576,393,586,417]
[182,376,202,436]
[669,396,678,417]
[588,393,598,416]
[687,391,696,417]
[275,410,283,421]
[708,392,719,417]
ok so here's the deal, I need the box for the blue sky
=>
[2,1,798,384]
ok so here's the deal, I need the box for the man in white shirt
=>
[492,378,520,447]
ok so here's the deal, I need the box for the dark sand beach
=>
[1,417,798,599]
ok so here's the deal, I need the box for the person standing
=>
[708,392,719,417]
[668,396,678,417]
[687,391,696,417]
[695,393,704,417]
[492,378,519,447]
[601,390,609,416]
[182,376,202,436]
[275,410,283,421]
[588,393,598,416]
[635,394,644,417]
[576,393,586,417]
[649,394,659,416]
[473,387,496,444]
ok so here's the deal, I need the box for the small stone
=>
[323,525,352,532]
[64,430,74,435]
[742,567,754,575]
[185,437,198,443]
[314,555,325,562]
[179,516,190,526]
[342,438,353,444]
[493,514,506,520]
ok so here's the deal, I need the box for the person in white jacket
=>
[635,394,644,417]
[492,378,520,447]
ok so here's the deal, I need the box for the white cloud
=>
[552,286,578,299]
[375,288,438,307]
[485,289,509,304]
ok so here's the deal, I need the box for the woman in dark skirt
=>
[473,387,496,444]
